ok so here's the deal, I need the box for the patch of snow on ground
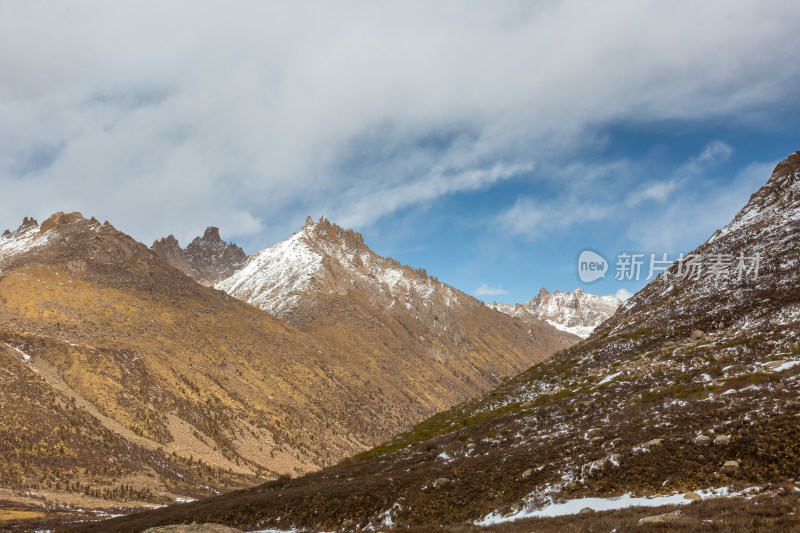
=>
[476,485,762,526]
[3,342,32,361]
[597,371,622,386]
[545,319,595,339]
[476,492,690,524]
[773,360,800,372]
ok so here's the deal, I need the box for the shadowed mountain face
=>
[88,152,800,532]
[152,227,246,286]
[0,212,574,520]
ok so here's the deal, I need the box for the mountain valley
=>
[82,152,800,532]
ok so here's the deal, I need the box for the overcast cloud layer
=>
[2,0,800,256]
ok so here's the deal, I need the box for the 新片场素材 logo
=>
[577,250,608,283]
[576,250,762,284]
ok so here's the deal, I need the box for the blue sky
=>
[362,132,797,303]
[2,1,799,305]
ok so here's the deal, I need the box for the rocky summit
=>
[152,227,246,286]
[87,152,800,532]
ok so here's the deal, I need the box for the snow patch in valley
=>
[475,485,760,525]
[545,319,594,339]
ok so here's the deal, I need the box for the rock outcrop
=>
[152,227,246,286]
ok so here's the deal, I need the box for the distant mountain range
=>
[90,152,800,532]
[491,287,620,338]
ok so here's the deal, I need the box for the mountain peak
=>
[492,288,620,338]
[3,216,39,237]
[538,286,550,297]
[20,216,38,229]
[747,151,800,207]
[159,234,180,247]
[151,234,191,275]
[152,227,247,286]
[40,211,85,232]
[217,217,430,320]
[709,149,800,245]
[202,226,222,242]
[305,216,367,252]
[771,150,800,184]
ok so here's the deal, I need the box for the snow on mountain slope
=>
[0,217,52,264]
[217,216,465,324]
[216,226,323,318]
[492,288,620,338]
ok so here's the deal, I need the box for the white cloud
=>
[615,288,634,301]
[697,140,734,164]
[625,140,733,208]
[475,283,509,296]
[1,2,799,248]
[334,162,533,228]
[499,196,615,238]
[625,180,680,207]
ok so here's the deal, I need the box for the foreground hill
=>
[0,212,572,524]
[90,151,800,532]
[491,288,620,338]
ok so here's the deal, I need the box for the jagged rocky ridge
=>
[491,288,621,338]
[152,227,246,286]
[89,151,800,531]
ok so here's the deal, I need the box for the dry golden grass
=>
[0,509,44,522]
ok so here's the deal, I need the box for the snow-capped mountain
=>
[218,216,461,322]
[0,216,51,263]
[152,226,246,286]
[217,215,578,411]
[491,288,621,338]
[218,217,578,346]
